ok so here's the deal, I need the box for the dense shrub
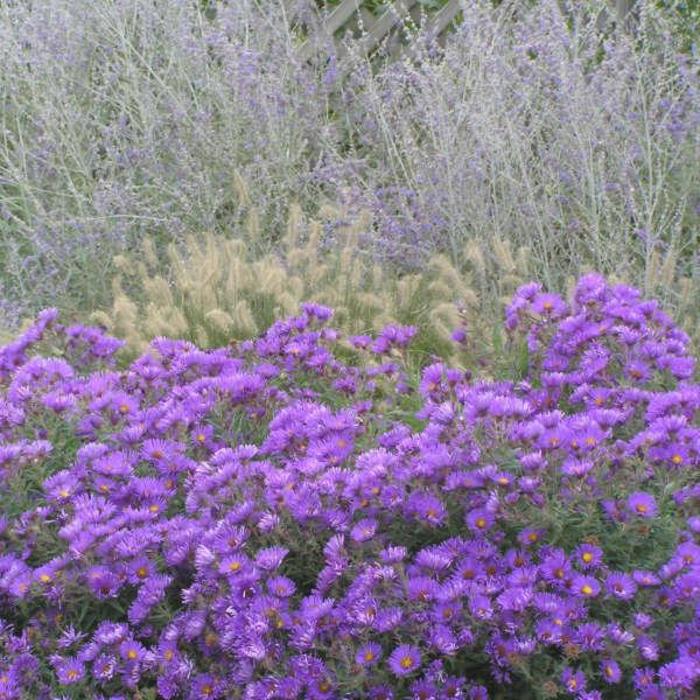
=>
[0,274,698,698]
[1,0,698,326]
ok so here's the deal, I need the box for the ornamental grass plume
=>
[94,202,495,362]
[0,274,698,698]
[95,194,700,366]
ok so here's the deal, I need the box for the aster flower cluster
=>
[0,277,698,699]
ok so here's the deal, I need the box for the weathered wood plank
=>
[428,0,461,38]
[325,0,362,35]
[357,0,418,57]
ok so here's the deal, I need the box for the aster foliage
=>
[0,275,699,699]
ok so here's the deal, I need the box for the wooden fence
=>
[290,0,462,71]
[287,0,639,76]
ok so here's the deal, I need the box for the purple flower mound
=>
[0,274,699,699]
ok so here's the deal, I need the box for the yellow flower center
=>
[127,650,138,660]
[581,584,593,596]
[636,504,647,513]
[229,561,241,573]
[476,517,487,529]
[39,574,52,583]
[582,552,593,563]
[672,454,683,464]
[400,656,414,669]
[364,650,375,662]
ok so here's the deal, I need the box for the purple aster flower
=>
[601,659,622,684]
[93,653,117,681]
[658,658,699,690]
[561,458,594,477]
[407,576,440,603]
[408,492,448,527]
[356,642,382,667]
[573,543,603,569]
[561,667,586,694]
[351,518,378,542]
[254,546,289,570]
[540,549,572,583]
[54,657,85,685]
[574,622,605,651]
[190,673,221,699]
[517,528,544,546]
[627,491,658,518]
[633,613,654,630]
[388,644,422,677]
[633,667,657,690]
[497,586,533,612]
[429,624,458,655]
[119,640,145,664]
[466,508,494,534]
[267,575,296,598]
[86,566,122,599]
[632,570,661,587]
[469,595,493,620]
[638,635,660,661]
[572,574,601,599]
[605,572,638,601]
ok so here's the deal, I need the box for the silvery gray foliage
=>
[0,0,697,324]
